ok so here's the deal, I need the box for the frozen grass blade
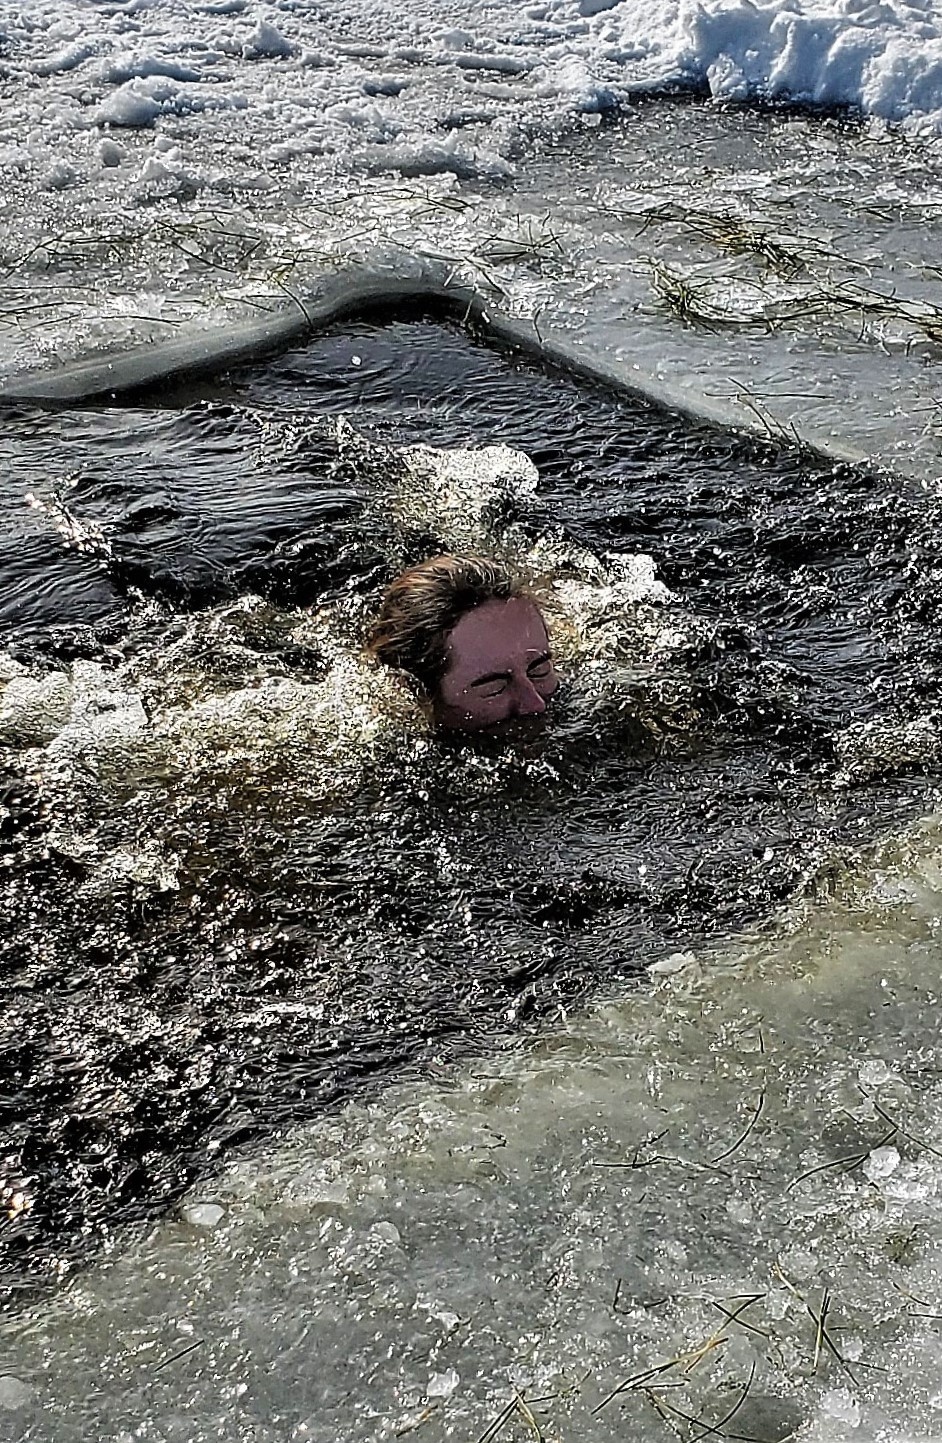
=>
[711,1090,765,1164]
[592,1358,694,1415]
[642,1358,759,1442]
[593,1309,745,1418]
[152,1338,203,1372]
[775,1266,859,1384]
[476,1395,519,1443]
[862,1089,942,1162]
[710,1296,770,1342]
[811,1287,830,1373]
[785,1127,895,1193]
[514,1393,545,1441]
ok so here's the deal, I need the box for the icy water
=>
[6,826,942,1443]
[2,307,942,1440]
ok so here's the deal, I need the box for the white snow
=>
[2,0,942,194]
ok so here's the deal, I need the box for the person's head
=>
[367,554,559,731]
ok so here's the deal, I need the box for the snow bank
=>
[674,0,942,128]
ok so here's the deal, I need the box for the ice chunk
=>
[182,1202,226,1228]
[858,1059,895,1088]
[648,951,695,975]
[0,1376,33,1410]
[0,670,72,744]
[243,19,297,60]
[370,1221,401,1245]
[98,138,126,167]
[388,442,539,556]
[820,1388,861,1427]
[305,1180,349,1209]
[95,76,247,128]
[725,1196,754,1224]
[426,1369,459,1399]
[862,1145,900,1182]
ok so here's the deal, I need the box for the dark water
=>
[2,311,941,1305]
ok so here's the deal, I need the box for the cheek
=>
[459,692,512,726]
[468,693,510,718]
[438,695,510,733]
[437,674,485,715]
[437,675,463,708]
[436,675,496,722]
[536,665,560,697]
[437,688,512,730]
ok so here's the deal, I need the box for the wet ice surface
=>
[2,315,942,1316]
[3,101,942,482]
[501,104,942,477]
[4,820,942,1443]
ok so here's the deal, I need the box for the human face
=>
[434,597,559,732]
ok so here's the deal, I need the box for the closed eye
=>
[527,654,553,680]
[469,671,511,696]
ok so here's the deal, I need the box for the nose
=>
[513,678,547,718]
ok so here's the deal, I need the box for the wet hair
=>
[367,553,523,694]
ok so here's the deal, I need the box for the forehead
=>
[444,597,549,674]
